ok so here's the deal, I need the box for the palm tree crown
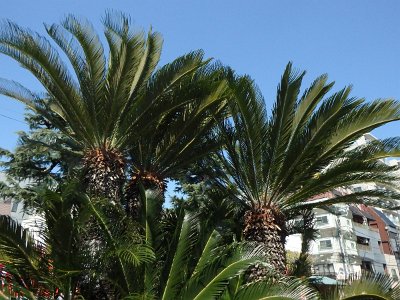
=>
[216,63,400,272]
[0,12,221,199]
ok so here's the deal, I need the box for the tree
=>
[286,209,317,277]
[125,63,229,219]
[0,182,154,300]
[0,184,88,299]
[0,183,319,300]
[0,12,221,201]
[215,63,400,273]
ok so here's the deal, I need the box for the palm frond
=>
[83,195,133,295]
[330,272,400,300]
[296,189,400,210]
[189,244,267,300]
[45,14,106,141]
[160,212,198,300]
[115,243,155,267]
[233,277,318,300]
[0,216,45,278]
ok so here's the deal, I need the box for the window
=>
[11,202,18,213]
[353,215,364,224]
[377,241,384,253]
[316,216,329,226]
[356,236,370,246]
[319,240,332,250]
[354,187,362,192]
[361,261,373,272]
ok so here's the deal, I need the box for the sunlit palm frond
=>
[232,277,318,300]
[329,272,400,300]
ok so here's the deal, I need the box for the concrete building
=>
[361,205,400,280]
[0,172,45,241]
[308,205,361,280]
[288,202,400,281]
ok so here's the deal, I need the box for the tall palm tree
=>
[215,63,400,273]
[0,12,216,199]
[125,64,229,218]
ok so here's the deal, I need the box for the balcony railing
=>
[353,222,379,232]
[311,271,337,279]
[357,244,371,252]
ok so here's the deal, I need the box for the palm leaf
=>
[329,272,400,300]
[161,212,198,300]
[83,195,133,295]
[0,216,44,278]
[233,277,318,300]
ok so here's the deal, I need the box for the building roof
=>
[372,208,397,229]
[349,205,375,220]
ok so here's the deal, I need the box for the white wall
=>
[286,233,302,253]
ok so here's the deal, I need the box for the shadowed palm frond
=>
[84,194,150,296]
[0,216,46,280]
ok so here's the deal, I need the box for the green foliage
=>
[173,180,245,240]
[224,277,318,300]
[0,185,84,298]
[328,272,400,300]
[0,216,48,282]
[0,11,399,300]
[126,190,310,300]
[129,63,229,183]
[0,182,153,299]
[216,62,400,213]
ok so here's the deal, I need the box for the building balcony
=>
[353,222,379,232]
[311,271,337,279]
[357,244,371,252]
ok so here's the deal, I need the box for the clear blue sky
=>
[0,0,399,152]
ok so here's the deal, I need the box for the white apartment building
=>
[0,172,44,240]
[308,205,362,280]
[285,202,400,281]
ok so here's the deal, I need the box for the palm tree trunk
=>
[243,205,287,277]
[83,147,125,200]
[125,172,166,219]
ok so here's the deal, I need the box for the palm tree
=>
[215,63,400,273]
[125,63,229,218]
[0,12,217,200]
[0,183,319,300]
[121,189,318,300]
